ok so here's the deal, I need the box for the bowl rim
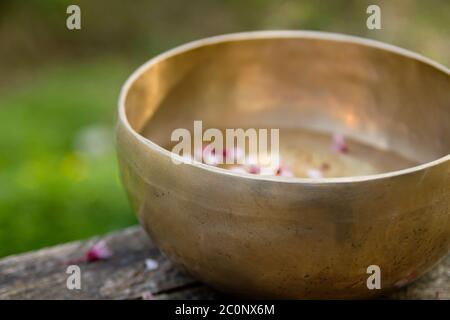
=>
[118,30,450,184]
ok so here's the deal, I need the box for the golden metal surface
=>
[117,31,450,299]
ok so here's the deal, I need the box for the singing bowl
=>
[117,31,450,299]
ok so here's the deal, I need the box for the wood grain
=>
[0,226,448,300]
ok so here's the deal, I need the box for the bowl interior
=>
[123,33,450,176]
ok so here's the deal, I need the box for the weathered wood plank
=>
[0,227,202,300]
[0,226,448,299]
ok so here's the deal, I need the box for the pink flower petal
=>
[247,164,261,174]
[142,291,154,300]
[203,146,244,165]
[275,166,294,177]
[145,258,159,271]
[306,168,323,179]
[222,147,244,163]
[331,133,349,154]
[229,166,247,174]
[86,240,112,262]
[202,152,220,165]
[201,144,219,165]
[258,166,277,176]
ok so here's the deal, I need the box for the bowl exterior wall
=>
[117,121,450,299]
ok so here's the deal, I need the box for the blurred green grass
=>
[0,59,136,256]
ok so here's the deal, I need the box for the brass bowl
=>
[117,31,450,299]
